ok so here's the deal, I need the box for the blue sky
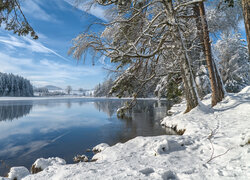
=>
[0,0,109,90]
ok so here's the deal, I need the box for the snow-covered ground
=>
[1,87,250,180]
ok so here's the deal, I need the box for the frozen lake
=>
[0,98,173,176]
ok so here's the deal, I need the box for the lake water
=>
[0,98,173,176]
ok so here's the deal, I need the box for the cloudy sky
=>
[0,0,109,90]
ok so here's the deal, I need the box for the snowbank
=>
[92,143,110,153]
[2,87,250,179]
[8,167,30,180]
[31,157,66,174]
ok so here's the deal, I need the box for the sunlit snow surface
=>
[1,87,250,179]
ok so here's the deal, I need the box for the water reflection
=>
[93,99,171,119]
[94,100,122,117]
[0,102,33,121]
[0,98,173,176]
[93,99,175,143]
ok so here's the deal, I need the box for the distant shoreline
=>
[0,96,166,102]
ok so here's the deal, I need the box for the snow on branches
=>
[0,72,33,97]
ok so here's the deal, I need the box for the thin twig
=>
[207,148,233,163]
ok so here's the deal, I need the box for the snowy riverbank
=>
[1,87,250,180]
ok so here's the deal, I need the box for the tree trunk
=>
[242,0,250,57]
[193,4,205,54]
[165,0,199,113]
[179,51,199,113]
[198,2,224,106]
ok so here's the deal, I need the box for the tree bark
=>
[198,2,224,106]
[179,51,199,113]
[242,0,250,57]
[193,4,205,54]
[165,0,199,113]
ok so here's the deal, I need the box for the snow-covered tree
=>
[195,65,211,97]
[197,1,225,106]
[94,78,113,97]
[66,85,72,95]
[70,0,206,113]
[34,87,49,96]
[0,0,38,39]
[206,0,243,34]
[214,32,250,92]
[78,88,84,93]
[205,0,249,92]
[0,72,33,97]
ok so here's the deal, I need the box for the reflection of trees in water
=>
[0,103,33,121]
[93,100,123,117]
[128,100,172,122]
[78,101,84,106]
[93,99,172,120]
[115,100,176,143]
[0,99,68,122]
[66,101,72,109]
[121,100,172,137]
[94,99,174,143]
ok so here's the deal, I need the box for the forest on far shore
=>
[0,72,33,97]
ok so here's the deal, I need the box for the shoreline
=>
[1,87,249,179]
[0,96,166,102]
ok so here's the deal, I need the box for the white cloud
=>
[0,52,104,88]
[0,34,71,62]
[65,0,109,22]
[21,0,57,22]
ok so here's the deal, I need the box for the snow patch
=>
[237,86,250,95]
[8,167,30,180]
[0,178,10,180]
[32,157,66,172]
[92,143,110,153]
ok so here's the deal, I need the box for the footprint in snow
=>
[162,170,179,180]
[139,168,154,176]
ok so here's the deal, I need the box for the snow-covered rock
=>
[31,157,66,174]
[73,155,88,163]
[92,143,110,153]
[8,167,30,180]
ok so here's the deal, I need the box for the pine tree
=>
[0,72,33,97]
